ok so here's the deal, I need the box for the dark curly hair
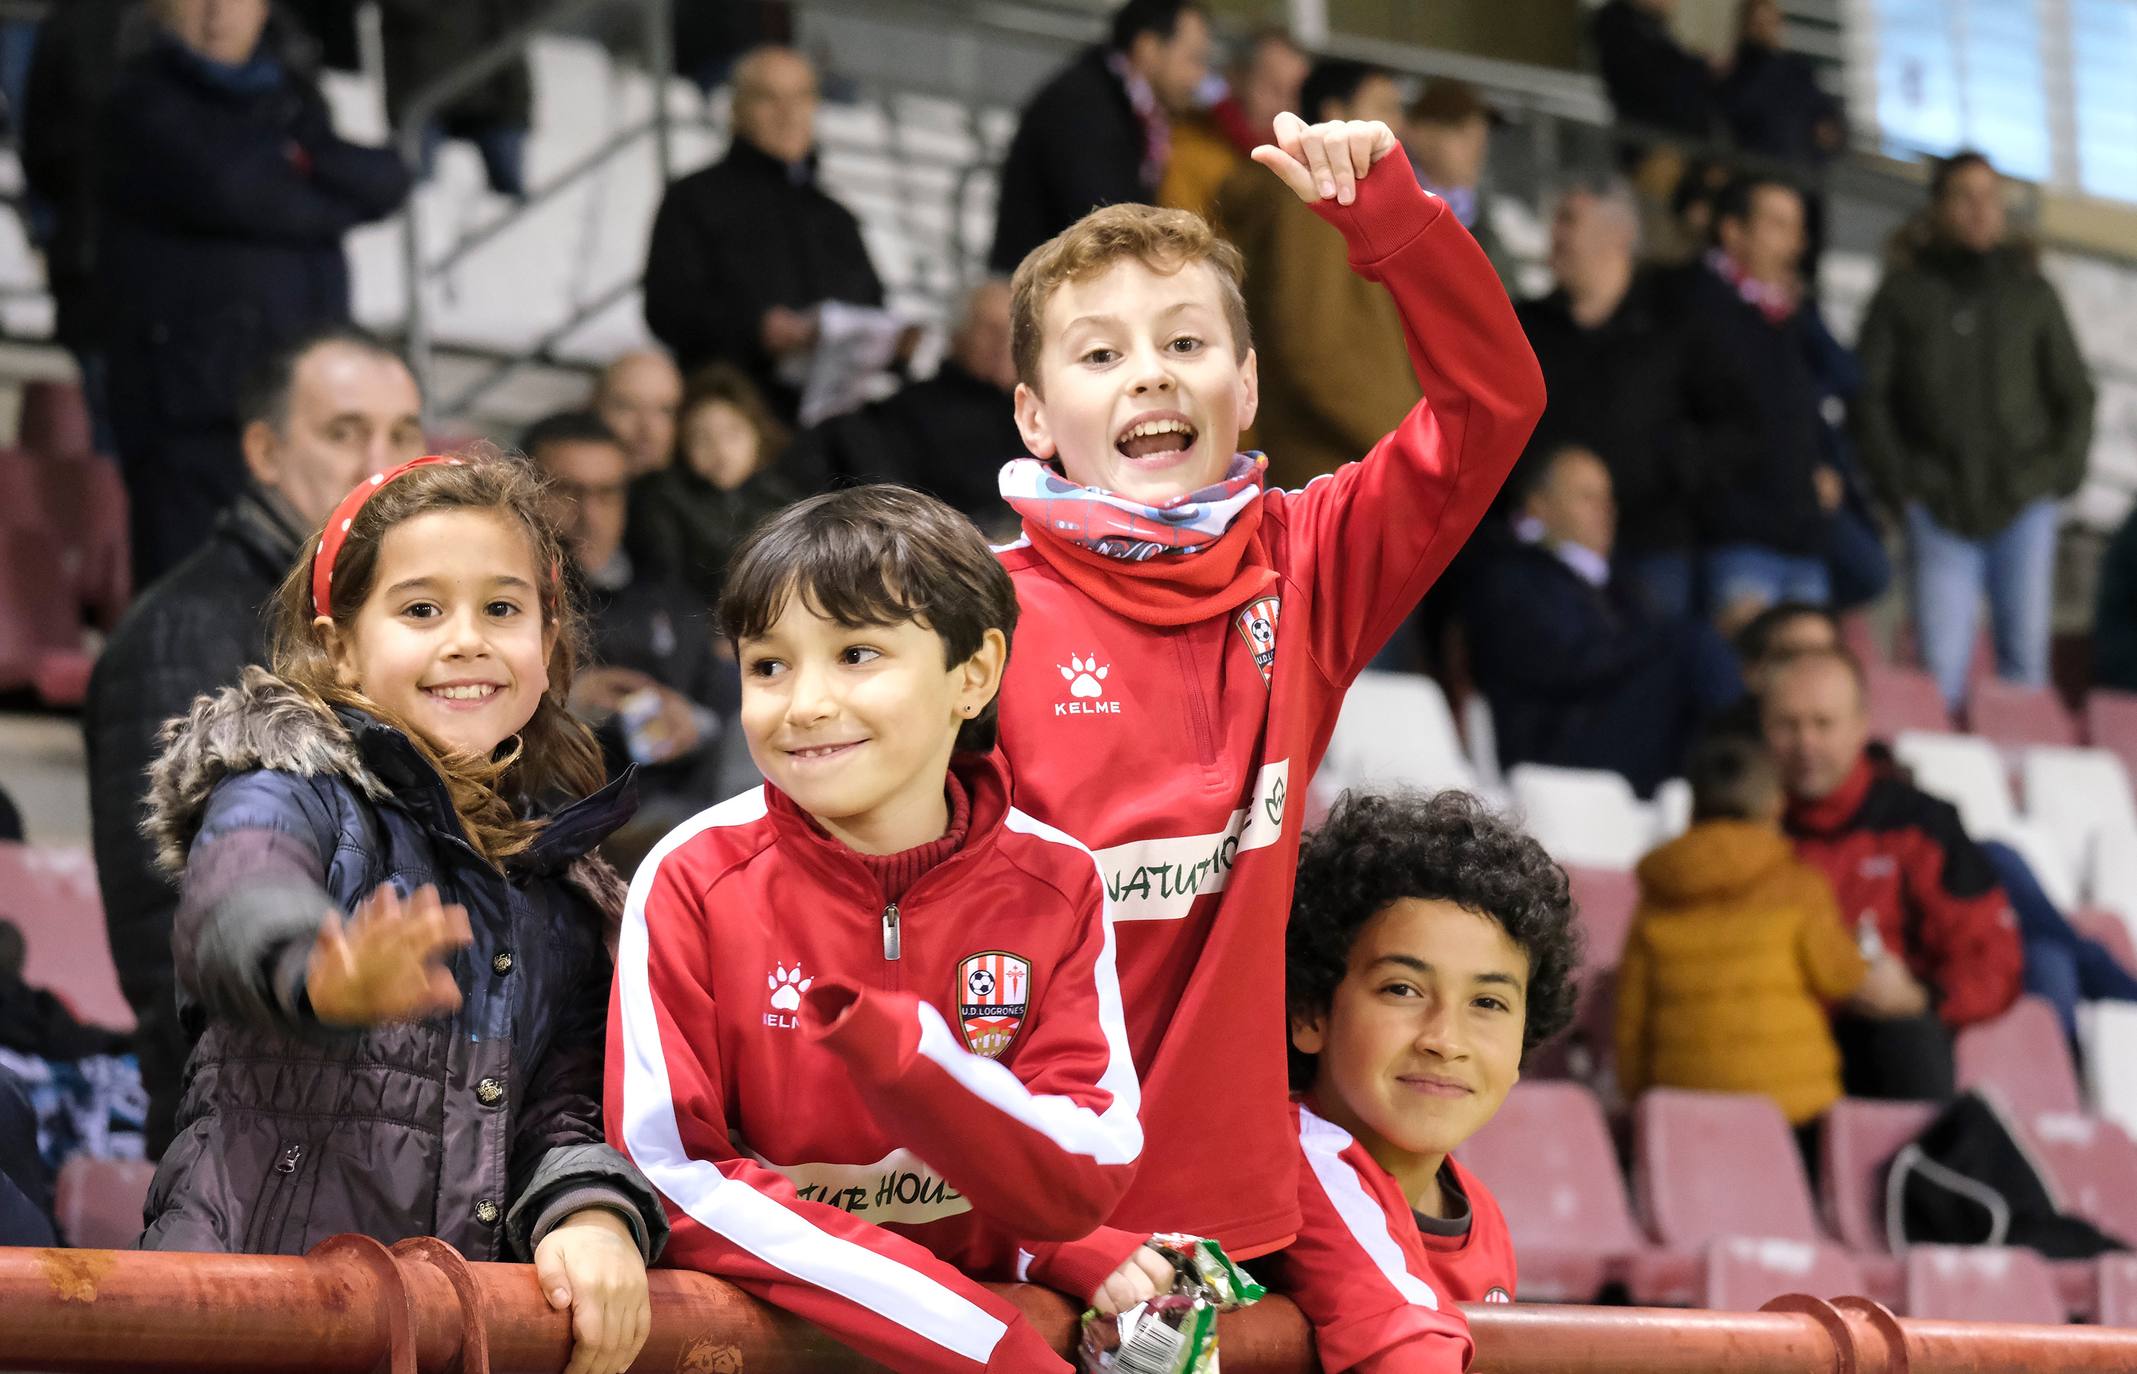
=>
[1286,789,1582,1087]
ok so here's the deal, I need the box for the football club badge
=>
[1234,594,1282,687]
[956,951,1031,1058]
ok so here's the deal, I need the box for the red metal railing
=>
[4,1239,2136,1373]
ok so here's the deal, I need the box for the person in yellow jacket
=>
[1618,734,1921,1155]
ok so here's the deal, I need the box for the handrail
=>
[5,1238,2137,1374]
[395,0,674,403]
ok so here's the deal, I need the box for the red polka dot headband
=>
[310,455,465,618]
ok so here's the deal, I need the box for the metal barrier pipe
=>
[7,1241,2137,1374]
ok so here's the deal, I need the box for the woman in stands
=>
[139,453,661,1374]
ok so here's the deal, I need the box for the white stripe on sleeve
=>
[1298,1105,1442,1309]
[615,787,1009,1365]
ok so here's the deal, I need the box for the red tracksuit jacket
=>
[996,165,1545,1261]
[605,754,1140,1373]
[1279,1101,1517,1374]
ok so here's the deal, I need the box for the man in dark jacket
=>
[987,0,1211,274]
[1855,151,2096,709]
[96,0,411,583]
[380,0,530,195]
[641,45,886,422]
[85,326,423,1155]
[1767,648,2023,1098]
[781,278,1024,532]
[1513,178,1758,618]
[1683,174,1831,625]
[1719,0,1843,167]
[1462,445,1742,797]
[1591,0,1716,143]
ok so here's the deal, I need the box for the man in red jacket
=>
[1765,648,2021,1098]
[992,109,1544,1298]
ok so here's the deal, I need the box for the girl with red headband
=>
[137,452,663,1374]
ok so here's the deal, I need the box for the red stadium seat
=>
[1904,1244,2066,1323]
[50,1156,152,1250]
[2101,1253,2137,1329]
[2086,690,2137,782]
[2025,1111,2137,1248]
[1462,1082,1689,1303]
[33,453,132,629]
[0,843,135,1032]
[2073,908,2137,980]
[1819,1097,1936,1306]
[1704,1237,1868,1312]
[1565,866,1638,974]
[1968,678,2080,752]
[0,526,85,694]
[17,379,93,461]
[1865,663,1952,739]
[1955,996,2083,1120]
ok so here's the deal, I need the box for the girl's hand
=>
[305,882,473,1027]
[1251,111,1403,206]
[1090,1244,1176,1317]
[534,1207,652,1374]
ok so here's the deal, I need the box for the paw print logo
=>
[767,963,812,1011]
[1060,655,1109,699]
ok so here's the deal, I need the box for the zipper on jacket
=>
[881,903,902,961]
[1171,631,1222,772]
[275,1143,305,1174]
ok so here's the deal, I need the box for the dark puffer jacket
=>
[138,669,667,1263]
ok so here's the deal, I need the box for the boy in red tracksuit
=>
[606,486,1142,1374]
[991,111,1545,1299]
[1278,790,1581,1371]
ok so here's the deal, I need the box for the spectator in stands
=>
[642,45,886,423]
[1279,789,1577,1356]
[1683,174,1831,626]
[627,364,800,611]
[1855,151,2096,709]
[1620,733,1923,1153]
[592,349,684,476]
[1978,839,2137,1047]
[1765,649,2023,1099]
[1514,177,1754,617]
[85,326,423,1155]
[782,279,1023,532]
[1801,303,1893,610]
[1461,444,1742,797]
[1216,59,1415,490]
[2094,504,2137,693]
[1404,81,1513,285]
[989,0,1212,274]
[529,412,734,867]
[1159,26,1306,223]
[1591,0,1717,143]
[97,0,411,584]
[1719,0,1843,168]
[381,0,530,196]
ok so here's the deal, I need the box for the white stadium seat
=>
[2079,1001,2137,1142]
[1316,671,1479,804]
[1507,764,1654,871]
[1893,730,2018,842]
[2021,746,2137,894]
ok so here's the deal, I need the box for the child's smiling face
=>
[1013,256,1258,506]
[1293,898,1529,1186]
[323,509,556,760]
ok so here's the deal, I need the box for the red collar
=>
[1018,501,1278,627]
[766,752,1007,904]
[1787,754,1876,834]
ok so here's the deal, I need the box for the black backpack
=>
[1885,1090,2127,1259]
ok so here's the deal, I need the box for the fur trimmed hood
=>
[143,666,630,926]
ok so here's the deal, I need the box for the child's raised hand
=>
[1251,110,1402,207]
[534,1207,652,1374]
[305,882,473,1027]
[1090,1243,1176,1317]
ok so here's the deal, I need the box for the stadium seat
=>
[1462,1082,1688,1303]
[1316,671,1479,802]
[2026,1111,2137,1248]
[2089,833,2137,927]
[0,843,135,1032]
[1508,765,1653,870]
[1820,1097,1936,1307]
[1565,866,1638,973]
[1904,1245,2066,1323]
[1892,730,2018,841]
[2084,690,2137,781]
[1633,1088,1826,1306]
[1955,997,2083,1120]
[2079,1002,2137,1142]
[1996,817,2083,914]
[1866,664,1952,739]
[1651,777,1692,843]
[33,452,132,628]
[50,1156,152,1250]
[2020,747,2137,894]
[0,525,90,700]
[2101,1253,2137,1329]
[16,379,93,461]
[1968,678,2080,752]
[1704,1237,1868,1312]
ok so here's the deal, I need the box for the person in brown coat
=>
[1618,735,1920,1144]
[1214,58,1420,490]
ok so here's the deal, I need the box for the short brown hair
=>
[718,485,1019,752]
[680,362,791,462]
[1688,734,1782,823]
[1009,202,1252,391]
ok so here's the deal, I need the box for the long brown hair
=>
[266,448,607,865]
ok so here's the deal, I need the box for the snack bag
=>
[1078,1235,1265,1374]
